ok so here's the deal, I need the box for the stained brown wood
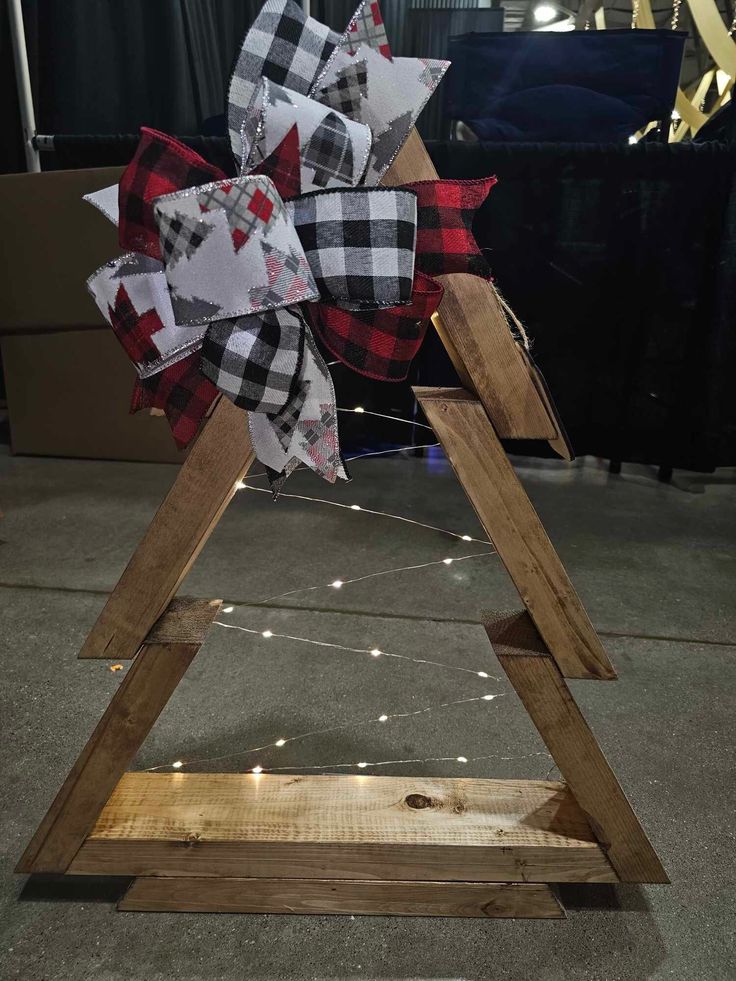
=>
[487,611,668,884]
[79,396,255,660]
[119,877,564,917]
[68,773,616,883]
[416,387,615,681]
[384,130,560,444]
[16,601,219,873]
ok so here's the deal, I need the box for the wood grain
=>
[17,642,205,874]
[68,773,616,883]
[416,387,615,680]
[487,611,668,884]
[119,877,564,917]
[384,130,560,444]
[79,397,255,660]
[145,597,222,645]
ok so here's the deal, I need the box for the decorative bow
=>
[84,0,496,492]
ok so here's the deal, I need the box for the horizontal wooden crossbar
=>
[68,772,617,883]
[119,877,564,917]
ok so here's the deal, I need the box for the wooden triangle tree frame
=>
[17,133,667,919]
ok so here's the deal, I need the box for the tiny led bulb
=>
[275,738,286,747]
[331,579,343,588]
[457,756,468,764]
[370,648,382,657]
[477,671,489,678]
[252,765,263,774]
[262,629,273,638]
[172,760,183,769]
[357,761,368,768]
[350,504,361,511]
[442,558,453,565]
[222,606,234,614]
[354,406,365,413]
[235,480,247,490]
[461,535,472,542]
[482,694,496,701]
[378,714,388,722]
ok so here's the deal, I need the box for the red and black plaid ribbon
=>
[131,353,218,449]
[118,127,227,260]
[405,177,497,279]
[107,282,162,365]
[307,271,443,382]
[250,123,302,200]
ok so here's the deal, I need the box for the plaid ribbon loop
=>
[242,78,372,193]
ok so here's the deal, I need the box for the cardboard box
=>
[0,166,186,462]
[2,328,186,463]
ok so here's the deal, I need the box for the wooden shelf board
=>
[68,773,616,883]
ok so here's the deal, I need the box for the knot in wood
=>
[405,793,434,810]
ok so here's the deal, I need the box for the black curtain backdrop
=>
[423,139,736,472]
[0,0,461,175]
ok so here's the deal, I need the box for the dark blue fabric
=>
[445,30,686,144]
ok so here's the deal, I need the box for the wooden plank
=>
[384,130,560,444]
[487,611,669,884]
[79,396,255,660]
[416,387,615,681]
[16,626,213,874]
[68,773,616,883]
[119,877,564,918]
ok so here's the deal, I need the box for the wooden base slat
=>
[79,397,254,660]
[67,773,617,884]
[119,877,564,917]
[416,387,615,681]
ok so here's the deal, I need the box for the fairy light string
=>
[145,690,513,773]
[142,403,541,780]
[213,619,502,680]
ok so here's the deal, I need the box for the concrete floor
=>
[1,445,735,980]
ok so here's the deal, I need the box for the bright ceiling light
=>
[534,3,558,24]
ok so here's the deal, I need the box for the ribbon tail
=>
[247,315,348,495]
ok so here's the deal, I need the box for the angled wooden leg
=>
[485,610,668,884]
[80,398,254,660]
[416,387,615,681]
[17,598,221,874]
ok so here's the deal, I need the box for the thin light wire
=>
[214,620,502,680]
[252,550,496,606]
[346,441,441,462]
[144,691,506,771]
[245,750,550,774]
[337,406,435,432]
[238,482,491,546]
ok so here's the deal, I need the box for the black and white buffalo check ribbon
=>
[286,188,417,308]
